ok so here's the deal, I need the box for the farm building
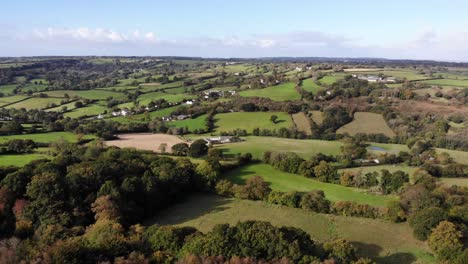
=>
[204,136,238,145]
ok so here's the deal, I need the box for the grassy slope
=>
[151,194,432,263]
[214,112,293,133]
[337,112,396,137]
[239,82,300,101]
[225,163,395,207]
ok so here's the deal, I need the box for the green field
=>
[150,194,432,263]
[301,78,323,94]
[337,112,396,137]
[420,78,468,87]
[0,153,50,166]
[0,84,20,95]
[108,105,180,123]
[43,90,127,100]
[5,97,64,110]
[169,114,208,131]
[45,101,79,112]
[214,112,293,133]
[216,136,343,159]
[0,95,29,107]
[63,104,108,118]
[0,131,95,144]
[239,82,301,101]
[137,91,195,105]
[225,163,395,206]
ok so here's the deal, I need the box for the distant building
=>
[204,136,236,144]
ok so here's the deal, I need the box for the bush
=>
[214,180,234,196]
[267,191,301,208]
[234,176,271,201]
[323,238,357,263]
[331,201,382,219]
[299,190,330,213]
[386,201,406,222]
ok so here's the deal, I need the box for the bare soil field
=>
[104,133,186,153]
[292,112,312,135]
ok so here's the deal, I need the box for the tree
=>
[189,139,208,158]
[427,221,463,261]
[171,143,189,156]
[196,158,221,186]
[323,238,357,263]
[91,195,121,222]
[313,161,337,182]
[299,190,330,213]
[270,115,278,124]
[235,176,271,200]
[409,207,448,240]
[158,143,168,154]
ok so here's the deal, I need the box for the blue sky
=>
[1,0,468,60]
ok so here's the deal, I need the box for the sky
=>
[1,0,468,61]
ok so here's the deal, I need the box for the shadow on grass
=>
[145,193,232,227]
[352,242,416,264]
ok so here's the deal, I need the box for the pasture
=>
[436,148,468,165]
[214,112,294,133]
[215,136,343,159]
[225,163,395,207]
[137,91,195,105]
[309,110,324,125]
[104,133,185,153]
[63,104,108,118]
[291,112,312,135]
[420,78,468,87]
[151,194,432,263]
[301,78,323,94]
[5,97,64,110]
[0,153,50,167]
[337,112,396,137]
[239,82,301,101]
[0,131,95,144]
[43,90,127,100]
[169,114,208,131]
[0,95,29,107]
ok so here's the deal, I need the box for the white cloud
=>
[32,27,156,43]
[2,27,468,61]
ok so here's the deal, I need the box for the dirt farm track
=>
[104,133,186,153]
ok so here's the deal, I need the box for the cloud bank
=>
[1,27,468,61]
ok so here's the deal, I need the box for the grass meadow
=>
[239,82,301,101]
[213,112,294,133]
[337,112,396,137]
